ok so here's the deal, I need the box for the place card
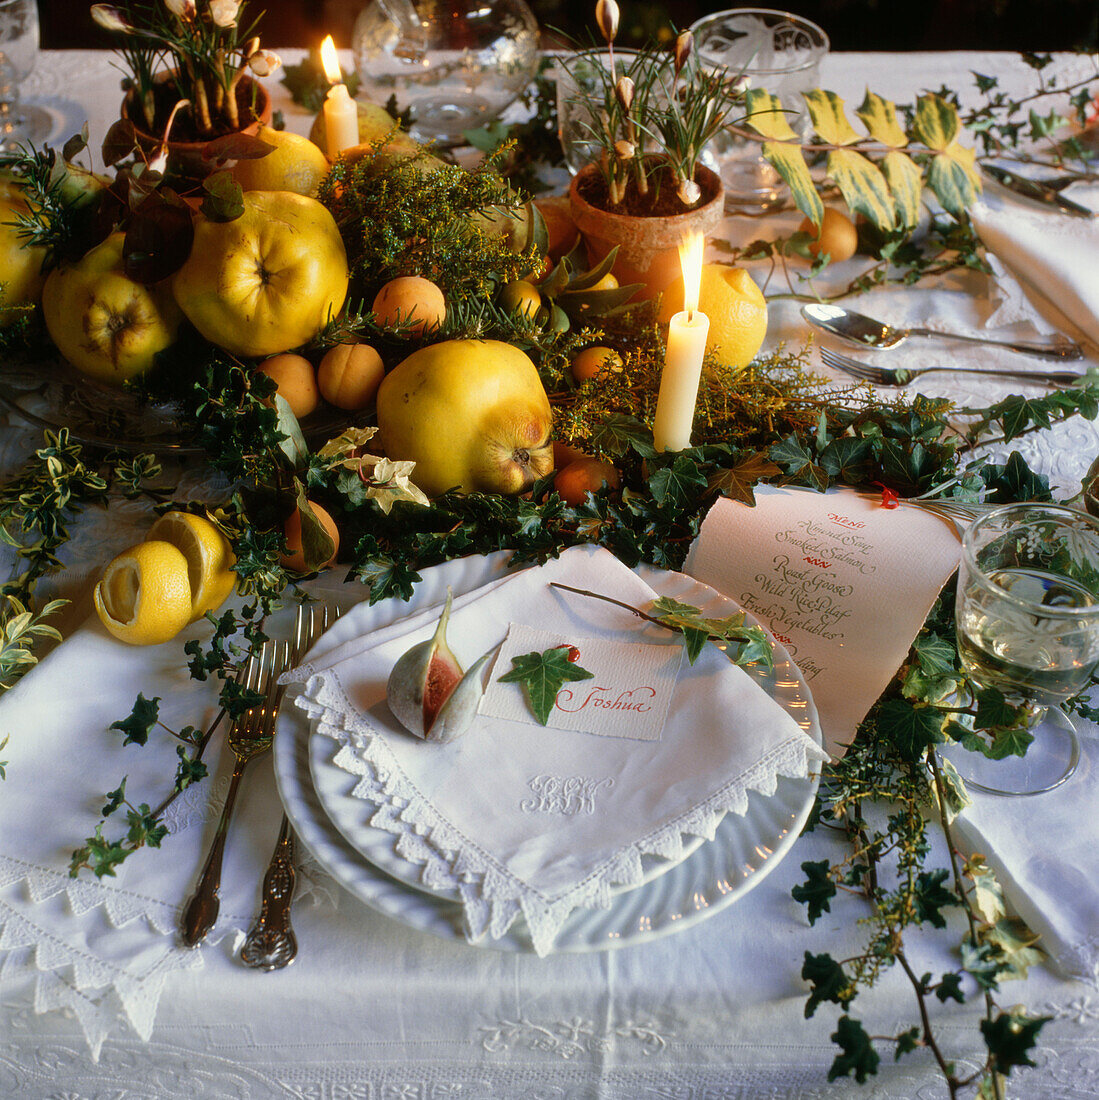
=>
[480,623,683,741]
[685,488,962,756]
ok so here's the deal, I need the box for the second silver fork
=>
[240,602,337,971]
[820,345,1084,388]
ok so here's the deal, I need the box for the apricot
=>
[255,353,319,419]
[318,342,385,410]
[499,280,541,320]
[372,276,446,336]
[554,458,621,506]
[280,500,340,572]
[798,207,858,263]
[571,346,623,384]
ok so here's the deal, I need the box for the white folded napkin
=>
[289,545,826,956]
[950,720,1099,984]
[971,179,1099,352]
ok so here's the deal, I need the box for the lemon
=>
[146,511,237,622]
[230,125,332,197]
[658,264,768,371]
[94,541,194,646]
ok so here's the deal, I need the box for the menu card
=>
[685,488,962,756]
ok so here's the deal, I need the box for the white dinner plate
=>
[273,552,823,952]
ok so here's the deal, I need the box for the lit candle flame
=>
[679,231,704,321]
[320,35,343,84]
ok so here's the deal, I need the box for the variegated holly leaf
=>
[911,92,960,151]
[803,90,861,146]
[881,149,924,228]
[762,141,823,226]
[855,90,908,148]
[742,88,798,141]
[925,141,980,217]
[826,148,895,229]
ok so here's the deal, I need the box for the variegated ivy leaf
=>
[361,456,431,514]
[911,92,960,151]
[925,141,980,217]
[855,90,908,148]
[803,90,861,146]
[881,149,923,229]
[762,141,823,227]
[742,88,797,140]
[317,425,380,462]
[826,148,895,229]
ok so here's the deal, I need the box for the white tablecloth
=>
[3,48,1099,1099]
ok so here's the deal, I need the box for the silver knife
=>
[982,165,1096,218]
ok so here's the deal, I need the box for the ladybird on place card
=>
[482,623,683,741]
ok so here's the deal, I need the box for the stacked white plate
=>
[272,553,823,953]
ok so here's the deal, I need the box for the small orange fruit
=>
[553,440,589,469]
[318,342,385,410]
[589,272,619,291]
[499,280,541,319]
[372,276,446,336]
[280,501,340,572]
[798,207,858,263]
[554,458,621,506]
[256,353,319,419]
[571,346,623,384]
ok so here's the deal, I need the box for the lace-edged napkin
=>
[972,180,1099,351]
[950,723,1099,986]
[288,545,826,956]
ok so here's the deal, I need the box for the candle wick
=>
[687,308,694,323]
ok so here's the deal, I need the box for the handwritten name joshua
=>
[555,685,657,714]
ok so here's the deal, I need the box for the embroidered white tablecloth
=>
[2,47,1099,1100]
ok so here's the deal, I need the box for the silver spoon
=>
[801,302,1083,361]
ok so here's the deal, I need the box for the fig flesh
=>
[386,588,491,742]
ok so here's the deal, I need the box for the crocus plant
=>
[91,0,279,137]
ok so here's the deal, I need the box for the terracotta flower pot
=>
[568,163,725,301]
[120,73,272,183]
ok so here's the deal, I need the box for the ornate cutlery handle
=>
[909,327,1083,360]
[180,759,246,947]
[240,815,298,971]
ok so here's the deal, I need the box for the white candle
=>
[320,36,359,159]
[652,233,709,452]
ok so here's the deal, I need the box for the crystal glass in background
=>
[953,503,1099,796]
[352,0,539,147]
[689,8,828,213]
[555,50,650,176]
[0,0,48,149]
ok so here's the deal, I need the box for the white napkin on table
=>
[972,180,1099,352]
[950,720,1099,985]
[289,545,826,956]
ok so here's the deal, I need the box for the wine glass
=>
[0,0,49,150]
[953,502,1099,796]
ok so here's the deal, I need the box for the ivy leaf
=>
[913,868,959,929]
[828,1016,880,1084]
[973,687,1020,732]
[101,778,127,817]
[498,647,595,726]
[110,693,161,747]
[175,746,209,791]
[792,859,837,925]
[875,697,943,761]
[647,455,708,510]
[818,436,873,484]
[649,596,774,669]
[981,1009,1048,1075]
[586,413,653,459]
[981,451,1051,503]
[936,972,965,1003]
[895,1027,921,1060]
[912,633,957,678]
[802,950,853,1017]
[707,452,781,505]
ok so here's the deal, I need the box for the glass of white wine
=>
[954,502,1099,796]
[0,0,48,150]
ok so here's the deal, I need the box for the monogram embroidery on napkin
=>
[520,774,615,816]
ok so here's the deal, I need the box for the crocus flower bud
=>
[614,139,635,160]
[674,30,693,76]
[247,49,282,77]
[677,178,701,206]
[614,76,634,113]
[595,0,619,44]
[210,0,240,27]
[164,0,196,20]
[90,4,131,32]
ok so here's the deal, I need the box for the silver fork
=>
[181,638,290,948]
[820,345,1084,388]
[240,602,338,971]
